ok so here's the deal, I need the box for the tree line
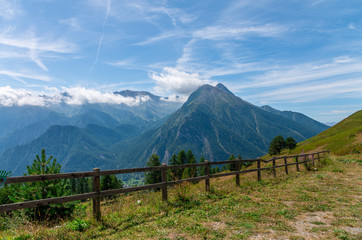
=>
[268,135,297,156]
[145,150,247,185]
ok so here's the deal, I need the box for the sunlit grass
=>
[0,154,361,239]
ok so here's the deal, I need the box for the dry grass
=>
[0,154,361,240]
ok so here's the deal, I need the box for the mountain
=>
[0,111,72,153]
[0,106,55,139]
[0,123,143,176]
[114,84,325,167]
[0,91,180,155]
[0,85,329,176]
[114,90,182,121]
[293,110,362,155]
[260,105,329,133]
[324,122,337,126]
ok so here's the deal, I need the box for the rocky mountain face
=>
[0,85,328,176]
[114,84,325,167]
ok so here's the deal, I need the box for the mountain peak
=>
[260,105,280,114]
[215,83,233,95]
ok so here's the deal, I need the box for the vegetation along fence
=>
[0,150,329,220]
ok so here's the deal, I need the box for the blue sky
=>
[0,0,361,123]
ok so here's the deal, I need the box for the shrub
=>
[66,218,89,232]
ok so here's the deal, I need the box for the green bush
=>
[66,218,89,232]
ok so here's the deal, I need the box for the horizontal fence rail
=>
[0,150,329,220]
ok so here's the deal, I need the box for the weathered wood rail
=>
[0,150,329,220]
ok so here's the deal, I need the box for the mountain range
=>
[0,84,329,176]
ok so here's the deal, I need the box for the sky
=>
[0,0,361,123]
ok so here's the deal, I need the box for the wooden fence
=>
[0,150,329,220]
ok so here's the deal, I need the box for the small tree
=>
[101,175,123,200]
[268,135,285,156]
[168,154,178,180]
[9,149,75,220]
[101,175,123,191]
[285,137,297,150]
[69,177,91,195]
[0,171,12,205]
[177,150,187,179]
[228,154,237,171]
[198,156,206,176]
[145,154,162,185]
[183,150,197,179]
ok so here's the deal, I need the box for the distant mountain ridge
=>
[114,84,326,167]
[0,85,329,176]
[260,105,329,133]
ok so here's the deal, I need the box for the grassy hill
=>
[293,110,362,155]
[1,154,361,239]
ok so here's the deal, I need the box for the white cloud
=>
[135,30,188,46]
[233,57,362,90]
[193,24,286,40]
[150,67,214,95]
[0,0,21,20]
[61,87,150,106]
[0,86,151,107]
[0,69,50,82]
[0,31,76,53]
[0,28,77,72]
[245,77,362,103]
[320,110,354,115]
[0,86,50,106]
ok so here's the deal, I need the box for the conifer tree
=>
[176,150,187,179]
[183,150,197,179]
[228,154,236,171]
[145,154,162,185]
[285,137,297,150]
[101,175,123,190]
[198,156,206,176]
[168,154,178,180]
[9,149,74,220]
[268,135,285,155]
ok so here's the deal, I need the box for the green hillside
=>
[1,155,361,239]
[294,110,362,155]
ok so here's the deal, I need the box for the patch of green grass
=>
[278,209,296,219]
[13,234,33,240]
[292,110,362,155]
[334,228,349,240]
[65,218,89,232]
[0,153,360,240]
[310,221,326,225]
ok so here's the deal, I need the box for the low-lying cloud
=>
[151,67,213,96]
[0,86,152,107]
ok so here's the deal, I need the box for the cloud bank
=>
[151,67,214,96]
[0,86,152,107]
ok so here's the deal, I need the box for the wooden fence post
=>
[161,163,168,202]
[295,156,300,172]
[272,157,276,177]
[317,152,320,165]
[235,160,240,186]
[92,168,101,221]
[205,160,210,192]
[257,158,261,182]
[284,157,288,175]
